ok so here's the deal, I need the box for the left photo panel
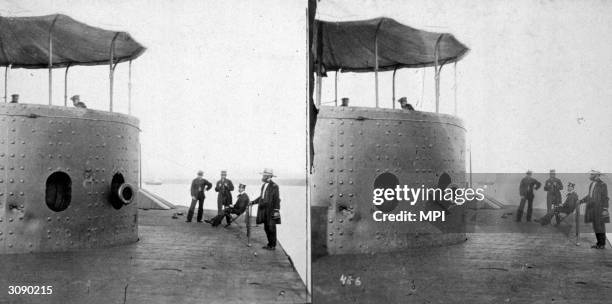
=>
[0,1,310,303]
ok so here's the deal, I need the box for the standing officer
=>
[252,168,281,250]
[579,170,609,249]
[10,94,19,103]
[516,170,542,222]
[215,170,234,214]
[544,169,563,223]
[187,170,212,223]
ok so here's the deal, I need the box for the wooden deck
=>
[313,208,612,303]
[0,207,309,304]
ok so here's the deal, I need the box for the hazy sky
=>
[317,0,612,173]
[2,0,307,180]
[3,0,612,177]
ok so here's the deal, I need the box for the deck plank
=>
[313,208,612,303]
[0,207,308,304]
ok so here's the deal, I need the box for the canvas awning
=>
[0,14,145,68]
[312,17,468,74]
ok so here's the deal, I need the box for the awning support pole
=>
[374,20,383,108]
[374,35,379,108]
[128,60,132,115]
[454,62,457,116]
[334,70,338,106]
[64,65,70,106]
[48,15,59,106]
[434,34,444,113]
[392,66,398,109]
[3,65,8,103]
[419,68,425,109]
[109,32,120,112]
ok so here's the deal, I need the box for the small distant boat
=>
[144,179,163,185]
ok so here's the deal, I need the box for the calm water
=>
[143,182,308,285]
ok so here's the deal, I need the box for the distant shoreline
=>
[154,178,306,186]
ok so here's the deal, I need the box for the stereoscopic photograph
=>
[308,0,612,303]
[0,0,309,303]
[2,0,612,303]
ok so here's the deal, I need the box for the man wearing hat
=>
[251,168,281,250]
[205,183,250,227]
[71,95,87,108]
[9,94,19,103]
[536,182,578,226]
[579,170,609,249]
[544,169,563,222]
[516,170,541,222]
[187,170,212,223]
[397,97,415,111]
[215,170,234,215]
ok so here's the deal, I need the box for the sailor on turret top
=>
[71,95,87,108]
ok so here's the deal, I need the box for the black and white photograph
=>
[308,0,612,303]
[2,0,612,303]
[0,1,309,303]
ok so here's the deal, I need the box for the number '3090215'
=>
[8,286,53,295]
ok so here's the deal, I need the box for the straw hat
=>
[259,168,276,177]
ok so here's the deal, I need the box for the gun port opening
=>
[373,172,400,212]
[45,171,72,212]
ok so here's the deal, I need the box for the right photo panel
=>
[308,0,612,303]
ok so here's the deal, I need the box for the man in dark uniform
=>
[252,168,281,250]
[205,183,250,227]
[544,169,563,223]
[536,182,578,226]
[215,170,234,215]
[10,94,19,103]
[186,170,212,223]
[516,170,542,222]
[579,170,609,249]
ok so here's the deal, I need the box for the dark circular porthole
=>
[373,172,400,212]
[45,171,72,212]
